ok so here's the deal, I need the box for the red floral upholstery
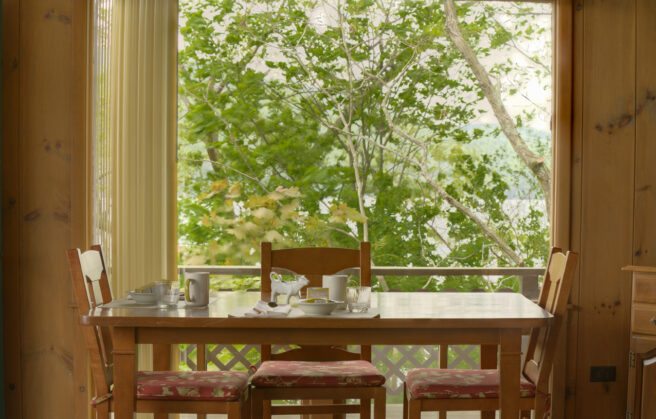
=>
[136,370,249,401]
[405,369,536,399]
[251,360,385,388]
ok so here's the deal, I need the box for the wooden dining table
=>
[82,291,551,419]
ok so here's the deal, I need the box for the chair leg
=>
[402,383,409,419]
[301,399,310,419]
[440,410,447,419]
[94,405,109,419]
[252,390,264,419]
[373,388,386,419]
[332,399,345,419]
[197,413,207,419]
[360,397,371,419]
[227,402,241,419]
[535,394,549,419]
[408,398,422,419]
[241,396,251,419]
[521,410,532,419]
[262,399,272,419]
[481,412,495,419]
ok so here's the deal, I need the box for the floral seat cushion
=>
[136,370,249,401]
[251,360,386,388]
[405,369,536,399]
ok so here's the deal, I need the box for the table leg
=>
[499,329,522,419]
[113,327,136,419]
[480,344,498,419]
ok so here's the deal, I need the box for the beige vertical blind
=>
[109,0,178,300]
[101,0,178,392]
[92,0,114,279]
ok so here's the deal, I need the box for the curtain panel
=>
[107,0,178,387]
[109,0,177,299]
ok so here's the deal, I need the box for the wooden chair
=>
[251,241,386,418]
[402,247,578,419]
[67,245,250,419]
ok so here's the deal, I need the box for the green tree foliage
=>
[177,0,552,291]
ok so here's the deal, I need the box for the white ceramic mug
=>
[185,272,210,307]
[322,275,347,308]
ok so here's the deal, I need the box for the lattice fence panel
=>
[179,343,480,395]
[371,345,479,395]
[180,344,300,371]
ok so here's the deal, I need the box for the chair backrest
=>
[67,245,114,400]
[260,241,371,300]
[260,241,371,362]
[522,247,578,391]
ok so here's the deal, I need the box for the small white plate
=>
[128,291,157,304]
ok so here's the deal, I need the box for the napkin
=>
[243,301,292,318]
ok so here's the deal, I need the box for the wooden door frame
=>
[72,1,94,418]
[551,1,575,418]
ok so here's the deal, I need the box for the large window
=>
[176,0,554,292]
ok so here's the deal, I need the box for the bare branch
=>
[181,158,263,186]
[492,17,550,73]
[426,221,453,253]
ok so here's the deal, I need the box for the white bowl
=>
[129,291,157,304]
[297,299,338,316]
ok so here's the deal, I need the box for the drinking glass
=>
[158,283,181,308]
[346,286,371,313]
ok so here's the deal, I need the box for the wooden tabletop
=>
[82,291,551,329]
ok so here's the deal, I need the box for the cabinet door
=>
[628,336,656,418]
[641,355,656,418]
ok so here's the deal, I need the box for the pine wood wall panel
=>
[1,0,88,417]
[575,0,636,417]
[634,0,656,268]
[1,0,23,417]
[19,1,78,417]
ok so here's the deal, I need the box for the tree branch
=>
[443,0,551,219]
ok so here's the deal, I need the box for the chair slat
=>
[79,249,105,282]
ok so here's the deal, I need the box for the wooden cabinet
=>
[624,266,656,419]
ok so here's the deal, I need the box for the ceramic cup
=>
[322,275,347,308]
[185,272,210,307]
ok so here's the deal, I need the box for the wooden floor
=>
[179,406,491,418]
